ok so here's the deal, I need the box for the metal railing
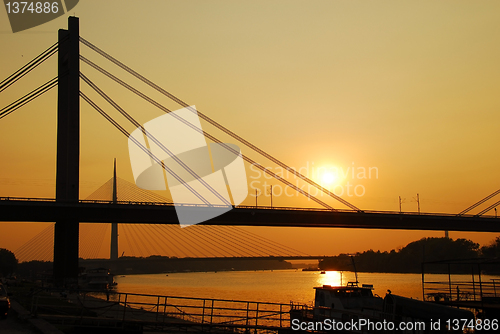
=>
[111,292,290,328]
[424,280,500,303]
[30,289,291,332]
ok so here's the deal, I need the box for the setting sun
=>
[322,172,337,185]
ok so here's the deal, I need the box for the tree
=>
[481,237,500,258]
[319,237,481,273]
[0,248,18,277]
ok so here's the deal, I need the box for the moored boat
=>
[79,267,115,290]
[291,280,474,333]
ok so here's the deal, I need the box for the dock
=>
[24,289,292,333]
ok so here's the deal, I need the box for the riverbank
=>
[16,257,295,278]
[3,297,63,334]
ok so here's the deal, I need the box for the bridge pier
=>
[53,17,80,286]
[110,159,118,261]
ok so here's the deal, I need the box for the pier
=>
[23,289,291,333]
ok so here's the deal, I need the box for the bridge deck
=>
[1,197,499,232]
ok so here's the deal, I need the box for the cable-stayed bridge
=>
[14,222,318,263]
[14,174,314,262]
[1,17,499,284]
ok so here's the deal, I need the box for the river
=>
[113,270,489,304]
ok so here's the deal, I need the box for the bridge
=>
[1,17,499,284]
[2,197,499,231]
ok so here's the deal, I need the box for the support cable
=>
[133,224,160,256]
[117,177,172,203]
[118,187,141,203]
[33,236,53,262]
[82,224,99,258]
[475,199,500,217]
[146,225,177,256]
[202,225,269,256]
[121,224,136,257]
[81,73,231,207]
[165,224,214,257]
[85,179,113,201]
[79,56,334,210]
[14,224,54,262]
[458,189,500,216]
[94,224,109,258]
[0,41,59,92]
[20,225,53,260]
[200,225,261,257]
[152,225,190,258]
[219,226,289,256]
[177,225,229,257]
[138,225,172,256]
[85,223,108,258]
[122,224,140,257]
[216,226,279,256]
[0,77,57,120]
[179,226,229,257]
[171,225,239,257]
[38,241,54,262]
[80,91,213,206]
[79,39,361,211]
[128,224,147,257]
[84,179,307,258]
[163,225,213,257]
[79,224,91,258]
[225,226,308,256]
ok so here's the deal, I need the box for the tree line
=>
[2,236,500,276]
[319,237,500,273]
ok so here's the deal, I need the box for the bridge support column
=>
[110,159,118,261]
[54,17,80,286]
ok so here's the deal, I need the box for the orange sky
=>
[1,0,500,260]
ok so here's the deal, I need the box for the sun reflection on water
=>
[317,271,342,287]
[316,271,361,287]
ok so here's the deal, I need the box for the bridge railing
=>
[1,196,497,218]
[0,196,57,202]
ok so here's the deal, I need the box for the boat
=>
[291,280,474,333]
[291,256,474,333]
[291,280,383,321]
[79,267,115,290]
[290,281,474,333]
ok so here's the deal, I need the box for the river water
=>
[113,270,485,305]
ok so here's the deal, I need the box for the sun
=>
[322,172,337,185]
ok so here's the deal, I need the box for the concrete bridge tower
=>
[53,16,80,286]
[110,159,119,260]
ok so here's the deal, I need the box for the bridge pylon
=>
[110,159,119,260]
[53,16,80,286]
